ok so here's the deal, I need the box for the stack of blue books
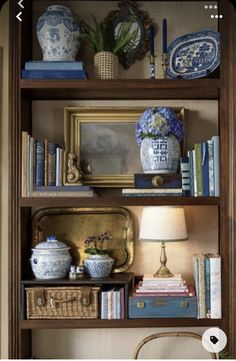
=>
[21,61,87,79]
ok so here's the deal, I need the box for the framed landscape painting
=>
[64,106,185,187]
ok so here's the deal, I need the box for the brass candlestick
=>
[162,53,169,79]
[149,54,156,79]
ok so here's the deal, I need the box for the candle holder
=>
[149,54,156,79]
[162,53,169,79]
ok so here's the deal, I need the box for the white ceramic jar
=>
[30,236,72,279]
[36,5,80,61]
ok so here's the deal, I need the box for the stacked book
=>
[21,131,95,197]
[133,274,195,297]
[193,253,221,319]
[180,136,220,197]
[21,61,87,79]
[100,287,125,320]
[122,174,182,197]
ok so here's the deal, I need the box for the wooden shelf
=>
[20,79,220,100]
[22,273,133,285]
[20,196,220,207]
[20,318,221,330]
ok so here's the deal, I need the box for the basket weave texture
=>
[94,51,119,79]
[26,287,100,319]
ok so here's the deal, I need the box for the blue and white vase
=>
[140,135,180,173]
[36,5,80,61]
[84,255,114,278]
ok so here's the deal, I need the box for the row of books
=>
[193,253,221,319]
[181,136,220,197]
[21,131,95,197]
[21,61,87,79]
[100,287,125,320]
[132,274,195,297]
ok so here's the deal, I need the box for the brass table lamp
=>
[139,206,188,278]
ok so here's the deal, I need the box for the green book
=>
[194,143,203,196]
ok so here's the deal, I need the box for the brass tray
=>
[32,207,134,273]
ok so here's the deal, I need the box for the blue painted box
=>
[129,296,197,318]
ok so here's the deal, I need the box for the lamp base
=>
[154,265,173,278]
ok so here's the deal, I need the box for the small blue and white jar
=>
[36,5,80,61]
[84,255,114,278]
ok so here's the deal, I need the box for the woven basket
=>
[26,287,100,319]
[94,51,119,79]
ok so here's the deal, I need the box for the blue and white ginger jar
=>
[36,5,80,61]
[84,255,114,278]
[140,135,180,173]
[30,236,72,279]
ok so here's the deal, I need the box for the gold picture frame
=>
[64,106,185,187]
[32,207,134,273]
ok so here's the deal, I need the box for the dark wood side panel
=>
[9,0,32,358]
[219,0,236,356]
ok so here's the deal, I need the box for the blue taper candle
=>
[149,25,155,56]
[162,18,167,53]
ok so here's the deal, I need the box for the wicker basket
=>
[94,51,119,79]
[26,287,100,319]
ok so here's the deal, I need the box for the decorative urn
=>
[30,235,72,279]
[36,5,80,61]
[84,254,114,278]
[136,107,184,174]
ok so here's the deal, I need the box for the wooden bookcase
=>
[9,0,236,358]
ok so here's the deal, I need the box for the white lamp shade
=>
[139,206,188,242]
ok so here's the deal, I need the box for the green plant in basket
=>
[78,14,139,55]
[84,232,112,256]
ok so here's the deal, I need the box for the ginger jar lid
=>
[32,235,70,251]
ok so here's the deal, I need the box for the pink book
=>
[132,284,195,297]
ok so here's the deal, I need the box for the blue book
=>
[212,136,220,196]
[205,256,211,317]
[35,141,45,186]
[201,142,209,196]
[21,69,87,79]
[188,150,194,196]
[25,61,83,70]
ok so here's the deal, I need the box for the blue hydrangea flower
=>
[136,107,184,144]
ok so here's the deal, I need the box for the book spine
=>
[188,150,194,196]
[116,289,121,320]
[210,256,221,318]
[21,69,86,79]
[180,156,191,196]
[101,291,108,320]
[192,256,200,317]
[208,140,215,196]
[212,136,220,196]
[29,137,35,194]
[26,134,31,195]
[44,139,48,186]
[194,144,203,196]
[59,149,64,187]
[56,147,60,187]
[34,185,92,192]
[192,150,197,196]
[120,288,125,320]
[107,290,113,320]
[202,142,209,196]
[25,61,83,70]
[35,141,45,186]
[21,132,28,197]
[205,257,211,317]
[48,142,56,186]
[196,255,206,318]
[112,290,117,319]
[28,191,95,197]
[123,193,182,197]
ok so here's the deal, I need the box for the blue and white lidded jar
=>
[30,235,72,279]
[36,5,80,61]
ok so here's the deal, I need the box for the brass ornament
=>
[66,153,83,184]
[151,175,164,188]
